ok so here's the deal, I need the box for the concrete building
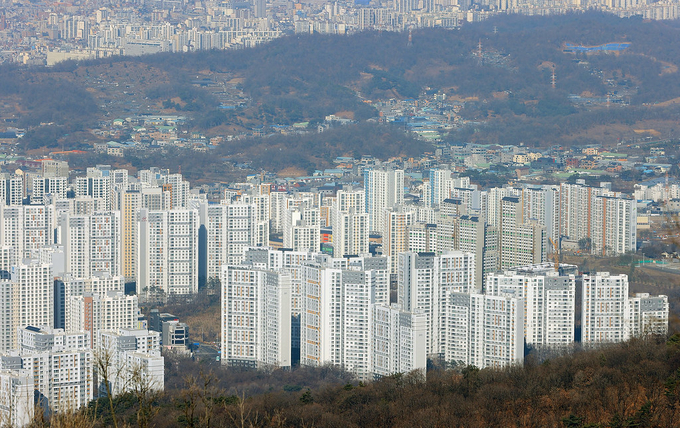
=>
[221,266,291,368]
[67,291,139,349]
[137,208,199,295]
[97,328,163,397]
[499,196,547,270]
[299,256,388,380]
[382,206,414,273]
[581,272,628,345]
[486,270,575,348]
[371,304,427,379]
[162,321,189,348]
[7,261,53,350]
[364,168,404,232]
[0,369,34,428]
[76,167,112,211]
[283,204,320,253]
[331,206,369,258]
[590,195,637,256]
[625,293,669,339]
[31,176,68,205]
[60,211,121,278]
[397,251,475,356]
[0,326,92,415]
[446,293,524,369]
[458,215,498,288]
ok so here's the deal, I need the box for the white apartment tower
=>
[137,208,199,295]
[0,206,23,266]
[0,369,34,428]
[31,176,68,205]
[398,251,475,356]
[199,203,228,282]
[283,205,320,252]
[590,195,637,256]
[625,293,669,339]
[9,262,53,350]
[23,205,55,260]
[486,270,575,348]
[500,196,547,269]
[458,215,499,287]
[61,214,89,278]
[446,293,524,369]
[382,206,414,273]
[76,168,112,211]
[226,203,266,266]
[331,188,366,257]
[97,329,163,396]
[331,206,369,258]
[300,258,384,380]
[67,291,139,349]
[60,211,121,278]
[0,326,93,415]
[364,168,404,232]
[221,266,291,368]
[581,272,628,345]
[371,304,427,379]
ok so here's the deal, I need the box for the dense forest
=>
[32,334,680,427]
[2,12,680,168]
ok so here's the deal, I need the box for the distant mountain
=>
[2,12,680,169]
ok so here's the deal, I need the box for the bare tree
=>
[94,345,125,428]
[226,391,260,428]
[197,370,218,428]
[128,360,162,428]
[178,374,199,428]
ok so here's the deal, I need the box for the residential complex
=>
[0,157,666,421]
[1,0,677,67]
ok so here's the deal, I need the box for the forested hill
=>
[2,12,680,165]
[57,335,680,427]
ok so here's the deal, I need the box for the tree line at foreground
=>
[23,333,680,427]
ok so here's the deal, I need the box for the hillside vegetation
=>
[35,335,680,427]
[3,13,680,169]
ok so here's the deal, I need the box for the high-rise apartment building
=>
[31,177,68,205]
[331,206,369,258]
[60,211,121,278]
[371,304,427,379]
[458,215,499,287]
[0,326,92,415]
[221,266,291,368]
[137,208,199,295]
[499,196,547,269]
[581,272,628,345]
[283,204,320,252]
[97,328,163,396]
[67,291,139,349]
[486,270,575,347]
[590,195,636,256]
[625,293,669,339]
[8,261,53,350]
[382,206,414,273]
[0,369,34,428]
[446,293,524,369]
[398,251,475,356]
[364,169,404,232]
